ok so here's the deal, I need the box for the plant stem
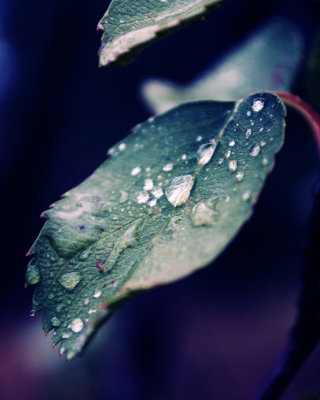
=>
[254,92,320,400]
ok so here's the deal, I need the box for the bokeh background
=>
[0,0,320,399]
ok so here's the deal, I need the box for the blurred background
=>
[0,0,320,399]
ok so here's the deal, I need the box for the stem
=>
[255,92,320,399]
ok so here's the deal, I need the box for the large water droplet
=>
[59,272,82,290]
[165,175,195,207]
[252,98,265,112]
[71,318,83,333]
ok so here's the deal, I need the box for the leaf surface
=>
[142,19,303,113]
[98,0,226,67]
[26,92,286,360]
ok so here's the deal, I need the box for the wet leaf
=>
[26,92,286,360]
[98,0,226,67]
[142,18,303,113]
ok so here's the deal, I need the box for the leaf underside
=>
[142,18,303,113]
[26,92,286,360]
[98,0,226,67]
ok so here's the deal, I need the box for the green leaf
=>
[26,92,286,360]
[98,0,226,67]
[142,18,303,113]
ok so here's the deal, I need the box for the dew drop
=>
[225,150,231,158]
[218,158,224,165]
[148,198,157,207]
[118,143,126,151]
[136,191,149,204]
[26,264,40,286]
[196,136,202,141]
[225,196,230,203]
[197,143,217,166]
[151,186,164,199]
[30,310,35,317]
[48,292,55,299]
[162,163,174,172]
[131,166,141,176]
[260,141,266,147]
[242,191,251,201]
[236,171,244,181]
[250,145,260,157]
[252,98,265,112]
[165,175,195,207]
[119,190,128,203]
[143,178,153,190]
[229,140,235,147]
[262,157,268,165]
[51,316,61,327]
[84,298,89,305]
[62,333,71,339]
[71,318,83,333]
[181,154,187,160]
[190,201,219,226]
[59,272,82,290]
[247,110,252,117]
[245,129,252,138]
[229,160,237,172]
[94,290,102,298]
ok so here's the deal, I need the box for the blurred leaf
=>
[307,28,320,112]
[142,18,303,113]
[26,92,286,360]
[98,0,226,67]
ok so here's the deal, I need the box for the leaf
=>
[98,0,226,67]
[142,18,303,113]
[26,92,286,360]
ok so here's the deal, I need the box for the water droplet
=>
[131,166,141,176]
[30,310,35,317]
[225,150,231,158]
[197,143,216,166]
[136,191,149,204]
[88,309,96,314]
[229,160,237,172]
[190,201,219,226]
[196,136,202,141]
[262,157,268,165]
[165,175,195,207]
[118,143,126,151]
[151,186,164,198]
[252,98,265,112]
[119,190,128,203]
[181,154,187,160]
[119,18,124,23]
[71,318,83,333]
[162,163,174,172]
[62,333,71,339]
[250,145,260,157]
[229,140,235,147]
[148,198,157,207]
[236,172,244,181]
[225,196,230,202]
[94,290,102,298]
[48,292,55,299]
[59,272,82,290]
[51,317,61,327]
[84,298,89,305]
[260,141,266,147]
[242,191,251,201]
[245,129,252,138]
[259,127,264,132]
[247,110,252,117]
[218,158,224,165]
[143,178,153,190]
[26,263,40,286]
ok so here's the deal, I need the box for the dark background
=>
[0,0,320,399]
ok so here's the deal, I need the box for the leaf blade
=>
[98,0,226,67]
[26,92,286,359]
